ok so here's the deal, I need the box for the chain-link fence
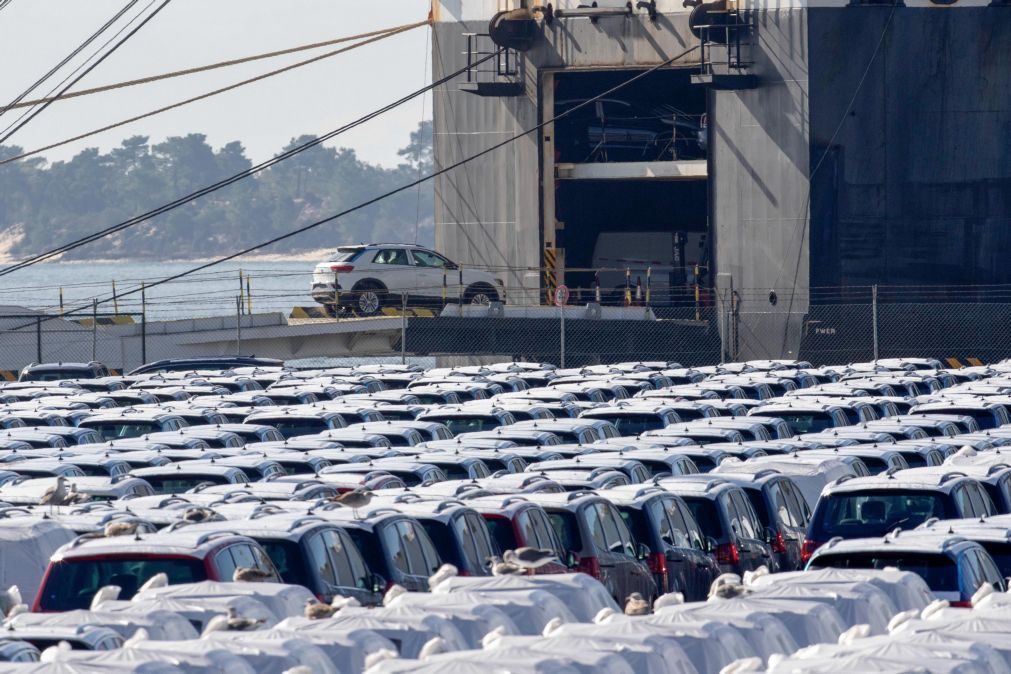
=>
[4,280,1011,371]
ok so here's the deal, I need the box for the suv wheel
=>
[353,282,386,317]
[465,283,498,306]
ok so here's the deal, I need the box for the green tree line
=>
[0,121,433,259]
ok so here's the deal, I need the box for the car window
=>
[214,547,238,581]
[467,513,496,563]
[372,249,411,265]
[396,521,430,575]
[969,482,996,517]
[595,503,631,556]
[412,250,450,268]
[782,480,810,527]
[769,481,796,528]
[953,486,975,516]
[514,509,539,547]
[527,509,557,552]
[341,532,371,589]
[321,529,355,587]
[732,491,760,539]
[609,504,638,557]
[452,515,482,571]
[976,550,1006,590]
[416,525,442,574]
[380,524,409,575]
[307,533,338,586]
[959,550,984,595]
[660,499,692,549]
[582,504,609,551]
[229,544,258,572]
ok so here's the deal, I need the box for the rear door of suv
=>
[727,490,775,572]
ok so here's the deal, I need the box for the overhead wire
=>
[0,24,424,113]
[0,29,476,279]
[0,0,171,145]
[0,20,428,167]
[0,0,143,123]
[53,44,699,319]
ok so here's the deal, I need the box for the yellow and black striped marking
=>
[543,246,557,305]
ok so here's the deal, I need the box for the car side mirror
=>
[764,526,776,544]
[565,551,579,569]
[705,536,717,553]
[637,542,650,560]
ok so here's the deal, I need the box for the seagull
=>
[182,507,219,523]
[487,555,524,576]
[652,591,685,610]
[67,483,90,504]
[202,607,265,634]
[304,598,337,620]
[232,567,273,583]
[0,586,21,618]
[503,547,558,570]
[104,520,140,537]
[427,563,458,590]
[624,592,650,616]
[332,488,374,519]
[39,477,70,512]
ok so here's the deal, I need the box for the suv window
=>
[307,533,337,586]
[466,512,496,562]
[731,492,759,539]
[214,547,238,581]
[373,249,410,265]
[380,524,409,575]
[975,550,1006,590]
[515,509,539,546]
[416,525,442,574]
[966,482,995,517]
[781,480,810,527]
[412,250,450,268]
[660,498,692,549]
[452,515,481,571]
[597,503,634,557]
[813,490,949,539]
[527,509,556,551]
[397,521,428,575]
[811,552,960,592]
[321,529,355,587]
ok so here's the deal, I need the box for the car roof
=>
[821,469,976,494]
[52,527,259,560]
[812,530,981,556]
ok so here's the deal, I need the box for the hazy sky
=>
[0,0,431,167]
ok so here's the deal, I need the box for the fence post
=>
[235,296,242,355]
[401,293,407,365]
[333,270,340,319]
[872,284,879,361]
[91,300,98,361]
[458,265,464,317]
[141,284,147,366]
[35,317,42,363]
[560,302,566,369]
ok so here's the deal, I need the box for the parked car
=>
[311,243,504,315]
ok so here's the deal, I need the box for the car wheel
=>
[465,284,498,306]
[352,282,386,317]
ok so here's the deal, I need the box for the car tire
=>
[464,283,498,306]
[352,281,386,317]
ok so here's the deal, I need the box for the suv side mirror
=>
[705,536,717,553]
[637,542,650,560]
[366,573,385,594]
[565,551,579,569]
[764,526,776,544]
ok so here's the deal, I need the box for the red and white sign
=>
[554,285,570,307]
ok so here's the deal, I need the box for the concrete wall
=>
[710,8,811,358]
[807,6,1011,288]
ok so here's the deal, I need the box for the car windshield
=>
[762,411,836,434]
[931,408,996,430]
[813,490,948,539]
[590,415,666,435]
[327,248,365,262]
[256,419,328,439]
[681,496,724,537]
[810,552,959,592]
[433,418,499,435]
[85,421,161,439]
[143,475,231,494]
[39,556,205,610]
[260,540,309,587]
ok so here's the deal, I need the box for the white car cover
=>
[774,638,1004,674]
[0,516,76,607]
[554,616,744,673]
[456,644,636,674]
[0,662,184,674]
[894,612,1011,667]
[279,611,467,658]
[487,633,691,674]
[426,585,578,634]
[366,651,585,674]
[699,596,847,647]
[712,458,854,508]
[203,631,340,674]
[103,595,277,632]
[259,622,397,673]
[10,608,199,641]
[375,597,520,647]
[40,641,256,674]
[132,581,311,620]
[748,567,934,612]
[750,580,895,634]
[432,573,618,623]
[653,601,799,660]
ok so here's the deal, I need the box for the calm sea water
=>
[0,260,316,320]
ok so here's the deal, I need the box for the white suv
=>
[311,243,504,316]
